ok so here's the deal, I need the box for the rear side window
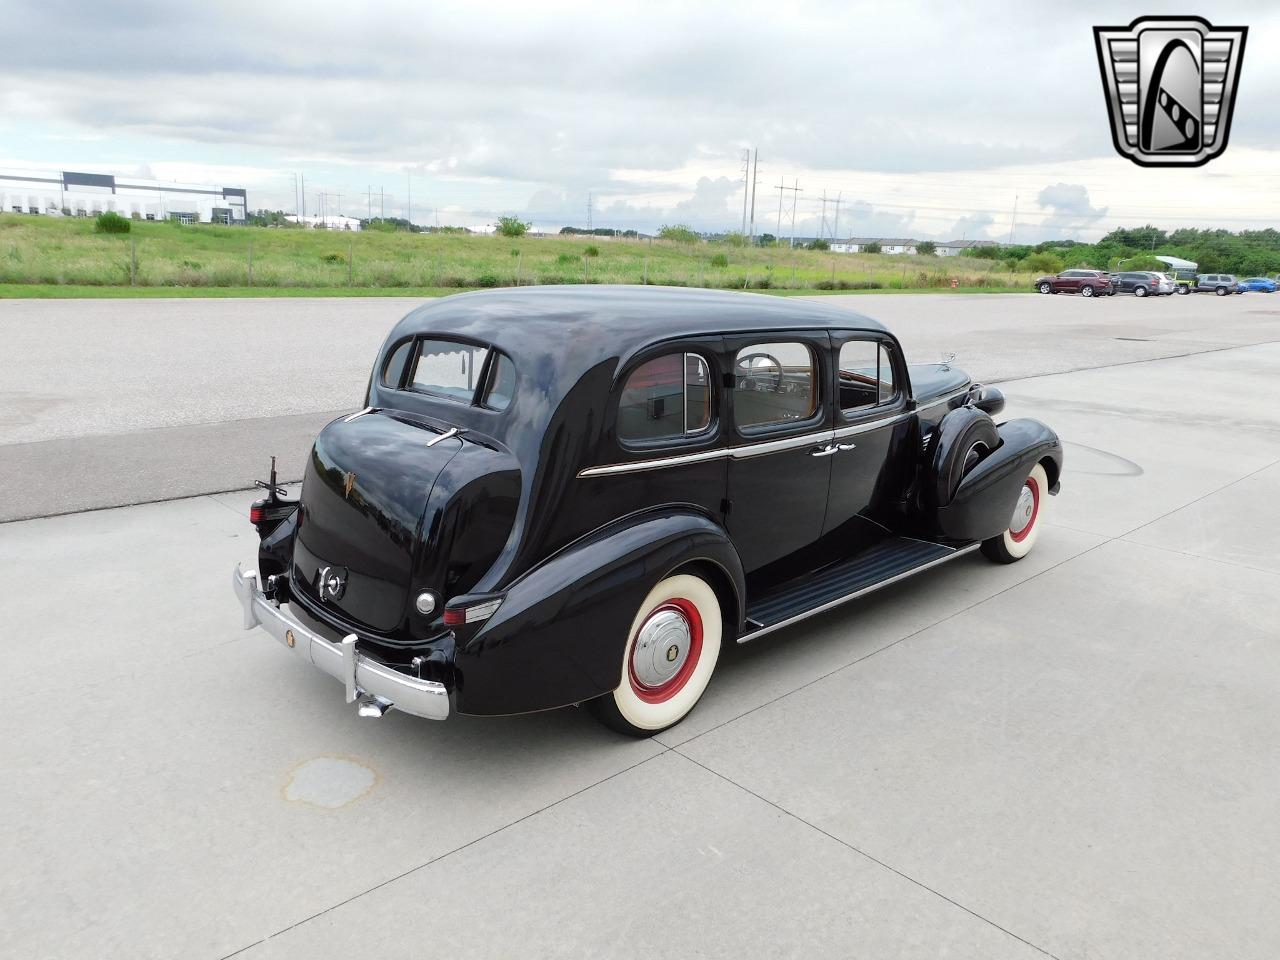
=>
[734,342,818,429]
[482,354,516,411]
[410,340,489,402]
[838,341,897,412]
[618,353,712,442]
[381,339,414,388]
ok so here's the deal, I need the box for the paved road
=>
[2,298,1279,958]
[1,291,1278,519]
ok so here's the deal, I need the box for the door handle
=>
[809,444,838,457]
[836,442,857,452]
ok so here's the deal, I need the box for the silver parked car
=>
[1194,274,1240,296]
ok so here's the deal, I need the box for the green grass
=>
[0,213,1037,295]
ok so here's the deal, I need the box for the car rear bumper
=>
[232,563,450,720]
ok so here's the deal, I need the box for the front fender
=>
[935,419,1062,543]
[452,508,744,716]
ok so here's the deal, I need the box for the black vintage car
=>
[233,287,1062,736]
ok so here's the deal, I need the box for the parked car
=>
[1237,277,1277,293]
[1151,273,1178,295]
[1035,269,1115,297]
[1194,274,1240,295]
[1171,269,1196,294]
[232,287,1063,736]
[1112,271,1166,297]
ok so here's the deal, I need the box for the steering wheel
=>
[736,352,784,393]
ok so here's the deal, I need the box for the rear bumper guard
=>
[232,564,450,721]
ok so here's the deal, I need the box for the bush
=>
[709,253,729,268]
[862,241,882,254]
[94,211,131,234]
[320,252,346,264]
[757,233,777,247]
[584,245,600,257]
[474,274,501,287]
[555,252,576,265]
[495,216,529,238]
[1022,251,1065,274]
[658,224,699,244]
[750,277,772,289]
[806,238,830,251]
[916,240,937,256]
[715,231,748,247]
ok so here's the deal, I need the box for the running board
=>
[740,538,979,643]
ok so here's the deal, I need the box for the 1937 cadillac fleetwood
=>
[233,286,1062,736]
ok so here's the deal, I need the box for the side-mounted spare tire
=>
[926,406,1000,510]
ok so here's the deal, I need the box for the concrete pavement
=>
[3,335,1279,959]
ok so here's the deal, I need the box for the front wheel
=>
[1081,285,1095,298]
[981,463,1048,564]
[1177,285,1190,295]
[1134,285,1148,298]
[1038,282,1052,294]
[585,572,723,737]
[1216,286,1228,296]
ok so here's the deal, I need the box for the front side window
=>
[618,352,712,442]
[734,342,818,430]
[838,340,897,412]
[410,339,490,402]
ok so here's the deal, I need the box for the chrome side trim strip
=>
[736,543,981,644]
[917,387,972,410]
[578,428,834,477]
[832,410,914,440]
[578,446,729,477]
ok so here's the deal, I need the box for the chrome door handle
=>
[836,442,857,452]
[809,444,838,457]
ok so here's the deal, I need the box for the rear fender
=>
[452,509,744,716]
[935,419,1063,542]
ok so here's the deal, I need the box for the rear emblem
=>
[343,472,356,499]
[317,565,348,602]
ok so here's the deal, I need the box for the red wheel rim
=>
[628,598,703,704]
[1010,475,1040,543]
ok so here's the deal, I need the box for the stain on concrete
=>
[284,757,378,809]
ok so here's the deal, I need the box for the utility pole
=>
[787,179,802,248]
[300,173,306,218]
[587,193,593,231]
[831,192,843,242]
[380,187,385,219]
[367,185,372,220]
[818,191,829,240]
[775,179,786,237]
[740,149,751,235]
[407,172,412,228]
[290,173,299,216]
[748,148,758,243]
[1008,194,1018,245]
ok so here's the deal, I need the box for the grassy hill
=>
[0,213,1034,295]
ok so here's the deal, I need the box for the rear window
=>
[410,340,490,402]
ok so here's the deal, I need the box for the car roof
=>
[387,285,891,361]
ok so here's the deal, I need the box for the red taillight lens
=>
[443,607,466,626]
[249,503,265,523]
[443,597,503,627]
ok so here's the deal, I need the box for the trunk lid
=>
[292,411,463,633]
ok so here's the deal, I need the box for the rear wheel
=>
[981,463,1048,564]
[585,573,722,737]
[1081,285,1095,298]
[1134,285,1148,298]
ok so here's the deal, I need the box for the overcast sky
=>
[1,0,1275,241]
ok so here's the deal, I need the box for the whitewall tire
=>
[981,463,1048,564]
[586,573,723,736]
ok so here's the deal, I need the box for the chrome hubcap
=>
[1010,485,1036,535]
[632,608,692,688]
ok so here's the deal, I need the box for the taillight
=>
[443,597,503,626]
[249,501,266,524]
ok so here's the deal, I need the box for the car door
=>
[724,331,833,575]
[1058,271,1081,293]
[824,334,912,549]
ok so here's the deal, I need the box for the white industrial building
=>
[285,214,363,231]
[0,170,247,224]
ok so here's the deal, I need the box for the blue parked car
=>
[1238,277,1278,293]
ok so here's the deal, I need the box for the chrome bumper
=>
[232,563,450,721]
